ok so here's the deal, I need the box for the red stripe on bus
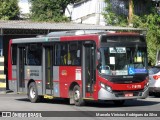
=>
[8,39,13,81]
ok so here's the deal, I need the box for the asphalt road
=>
[0,93,159,120]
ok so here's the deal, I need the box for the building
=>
[65,0,106,26]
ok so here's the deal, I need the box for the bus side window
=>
[27,44,42,66]
[55,42,81,66]
[11,45,17,65]
[55,43,67,66]
[69,42,81,66]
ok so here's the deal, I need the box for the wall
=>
[66,0,106,26]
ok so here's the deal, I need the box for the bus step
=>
[83,98,94,100]
[44,95,54,99]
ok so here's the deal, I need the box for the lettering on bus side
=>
[25,67,42,80]
[30,70,39,76]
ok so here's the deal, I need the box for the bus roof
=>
[47,29,146,37]
[11,29,146,44]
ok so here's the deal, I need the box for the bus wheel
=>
[113,100,125,106]
[73,85,85,106]
[28,82,39,103]
[154,93,160,97]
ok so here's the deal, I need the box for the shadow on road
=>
[83,99,160,108]
[15,97,71,105]
[15,96,160,108]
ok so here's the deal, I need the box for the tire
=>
[154,93,160,97]
[73,85,85,106]
[28,82,40,103]
[113,100,125,106]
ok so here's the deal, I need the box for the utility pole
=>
[128,0,133,27]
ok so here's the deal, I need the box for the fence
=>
[0,56,6,91]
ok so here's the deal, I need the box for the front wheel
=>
[73,85,85,106]
[28,82,40,103]
[113,100,125,106]
[154,93,160,97]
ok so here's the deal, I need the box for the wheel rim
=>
[30,87,36,99]
[74,90,80,101]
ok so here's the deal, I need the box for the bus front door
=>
[82,42,96,99]
[43,46,53,95]
[17,47,25,93]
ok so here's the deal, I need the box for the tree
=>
[0,0,20,20]
[29,0,80,22]
[103,0,152,26]
[128,0,133,26]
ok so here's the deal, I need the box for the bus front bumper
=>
[98,87,149,100]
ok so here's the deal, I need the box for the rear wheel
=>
[113,100,125,106]
[73,85,85,106]
[28,82,40,103]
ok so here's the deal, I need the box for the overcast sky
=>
[18,0,31,14]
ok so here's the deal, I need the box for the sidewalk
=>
[0,90,14,94]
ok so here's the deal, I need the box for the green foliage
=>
[130,13,160,65]
[145,14,160,65]
[0,0,20,20]
[29,0,80,22]
[103,0,128,26]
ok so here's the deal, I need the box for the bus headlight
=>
[100,83,105,88]
[100,82,112,93]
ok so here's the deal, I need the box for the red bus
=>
[8,30,149,106]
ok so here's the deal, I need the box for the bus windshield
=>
[98,46,148,76]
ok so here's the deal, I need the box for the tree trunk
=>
[128,0,133,26]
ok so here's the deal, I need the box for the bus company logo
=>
[61,70,67,76]
[2,112,11,117]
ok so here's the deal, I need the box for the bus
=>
[8,29,149,106]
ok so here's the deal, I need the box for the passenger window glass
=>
[69,42,81,66]
[27,44,42,65]
[54,42,81,66]
[12,45,17,65]
[55,43,67,65]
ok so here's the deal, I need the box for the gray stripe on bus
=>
[0,63,4,66]
[53,66,59,81]
[0,71,4,74]
[12,65,17,79]
[12,37,60,44]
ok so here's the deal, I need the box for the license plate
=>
[125,93,133,97]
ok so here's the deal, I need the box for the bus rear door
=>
[43,46,53,95]
[17,46,26,93]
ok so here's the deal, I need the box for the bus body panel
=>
[59,67,82,98]
[8,30,149,104]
